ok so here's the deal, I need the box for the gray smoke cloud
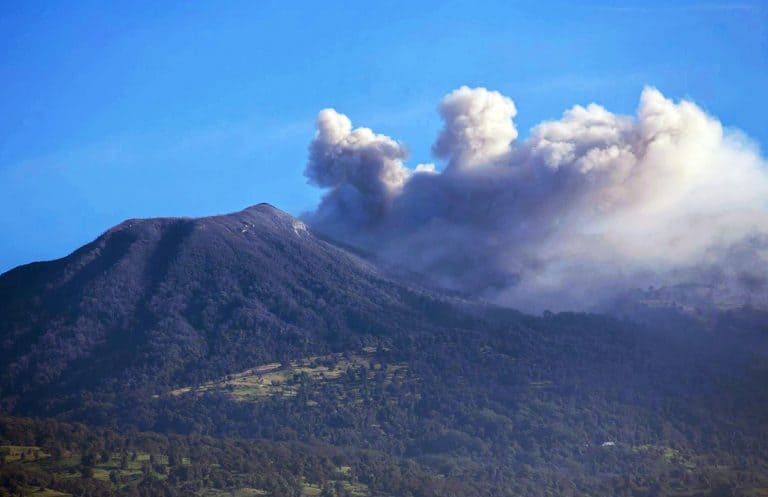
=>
[305,86,768,312]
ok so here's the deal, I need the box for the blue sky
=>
[1,0,766,272]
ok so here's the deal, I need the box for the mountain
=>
[607,283,768,358]
[0,203,442,411]
[1,204,768,497]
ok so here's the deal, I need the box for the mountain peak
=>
[235,202,298,222]
[250,202,279,211]
[0,200,395,410]
[238,202,282,216]
[212,203,311,239]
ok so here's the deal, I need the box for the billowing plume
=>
[305,86,768,311]
[434,86,518,170]
[306,109,411,229]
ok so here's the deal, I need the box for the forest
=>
[1,206,767,496]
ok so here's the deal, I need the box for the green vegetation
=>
[2,207,768,496]
[4,413,768,497]
[0,416,473,497]
[170,351,408,403]
[0,448,49,465]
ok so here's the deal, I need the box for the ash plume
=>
[305,86,768,311]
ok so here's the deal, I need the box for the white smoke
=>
[305,86,768,311]
[433,86,518,170]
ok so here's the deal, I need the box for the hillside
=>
[0,203,447,412]
[1,205,768,496]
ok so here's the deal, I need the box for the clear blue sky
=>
[1,0,766,272]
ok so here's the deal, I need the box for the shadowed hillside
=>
[0,203,449,412]
[1,205,768,496]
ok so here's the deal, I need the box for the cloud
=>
[304,86,768,311]
[433,86,518,170]
[306,109,412,230]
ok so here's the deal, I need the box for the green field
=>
[1,445,373,497]
[169,350,408,403]
[0,446,50,464]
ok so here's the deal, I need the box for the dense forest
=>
[1,205,768,496]
[0,416,474,497]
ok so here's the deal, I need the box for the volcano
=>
[1,204,767,496]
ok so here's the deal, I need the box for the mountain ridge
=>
[1,202,768,496]
[0,205,368,400]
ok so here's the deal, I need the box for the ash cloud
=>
[305,86,768,311]
[434,86,518,170]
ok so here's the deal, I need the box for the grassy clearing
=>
[299,480,369,496]
[342,480,369,496]
[298,473,370,497]
[18,449,172,488]
[169,350,408,403]
[7,448,372,497]
[197,488,268,497]
[0,445,50,463]
[21,487,71,497]
[301,483,322,496]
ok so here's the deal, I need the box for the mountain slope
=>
[0,203,450,411]
[2,204,768,496]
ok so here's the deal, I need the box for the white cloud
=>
[433,86,518,170]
